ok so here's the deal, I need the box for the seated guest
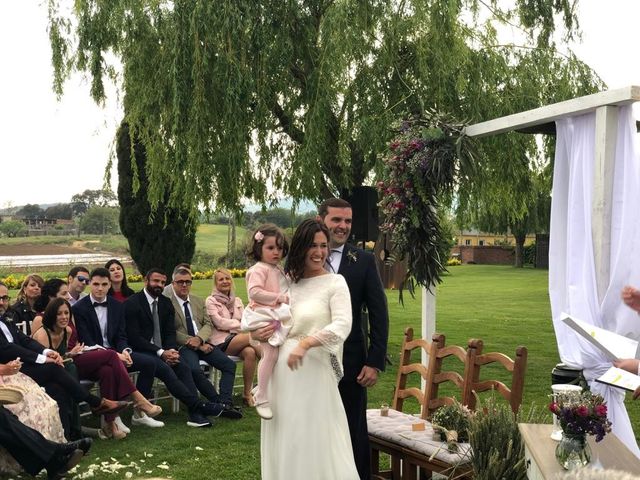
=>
[67,267,90,306]
[0,359,67,475]
[8,274,43,335]
[0,281,129,439]
[32,294,84,440]
[164,266,241,419]
[124,268,223,428]
[206,268,261,406]
[70,268,163,439]
[0,388,92,480]
[30,278,72,336]
[105,259,135,303]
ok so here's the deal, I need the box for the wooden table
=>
[518,423,640,479]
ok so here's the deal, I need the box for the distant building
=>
[455,229,536,247]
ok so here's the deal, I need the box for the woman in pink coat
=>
[205,268,261,406]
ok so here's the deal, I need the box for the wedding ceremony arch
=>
[420,86,640,455]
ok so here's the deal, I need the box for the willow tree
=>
[47,0,600,223]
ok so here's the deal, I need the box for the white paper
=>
[596,367,640,392]
[561,313,640,361]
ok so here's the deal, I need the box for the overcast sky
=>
[1,1,639,207]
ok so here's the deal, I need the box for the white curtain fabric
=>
[549,105,640,457]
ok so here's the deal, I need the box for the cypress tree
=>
[116,122,196,276]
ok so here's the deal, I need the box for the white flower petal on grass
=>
[146,470,153,474]
[157,464,170,470]
[125,472,133,479]
[195,446,204,451]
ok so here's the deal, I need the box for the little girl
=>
[241,224,291,420]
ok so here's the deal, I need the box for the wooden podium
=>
[519,423,640,479]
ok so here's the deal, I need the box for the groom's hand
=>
[357,366,378,387]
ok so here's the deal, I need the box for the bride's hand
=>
[287,343,309,371]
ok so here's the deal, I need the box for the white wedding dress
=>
[261,273,359,480]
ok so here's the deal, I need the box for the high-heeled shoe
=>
[133,399,162,418]
[91,398,130,416]
[101,421,127,440]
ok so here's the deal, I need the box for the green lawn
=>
[0,234,130,254]
[12,265,640,479]
[194,224,248,257]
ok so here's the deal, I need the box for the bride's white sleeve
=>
[310,275,352,355]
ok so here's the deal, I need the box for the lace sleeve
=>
[310,275,352,356]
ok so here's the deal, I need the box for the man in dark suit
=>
[123,268,222,428]
[163,266,241,418]
[0,388,92,480]
[73,267,161,429]
[0,281,128,438]
[318,198,389,480]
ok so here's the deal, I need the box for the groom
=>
[317,197,389,480]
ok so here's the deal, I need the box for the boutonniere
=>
[347,250,358,264]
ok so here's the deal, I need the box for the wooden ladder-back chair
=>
[391,328,446,416]
[465,339,528,414]
[423,340,474,420]
[369,328,472,479]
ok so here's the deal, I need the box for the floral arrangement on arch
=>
[549,390,612,441]
[377,112,474,290]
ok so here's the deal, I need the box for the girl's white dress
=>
[260,273,359,480]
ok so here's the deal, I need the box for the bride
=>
[260,219,359,479]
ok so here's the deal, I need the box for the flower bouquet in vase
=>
[549,390,612,470]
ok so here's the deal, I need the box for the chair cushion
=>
[367,408,471,465]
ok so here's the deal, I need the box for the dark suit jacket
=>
[72,295,129,352]
[123,290,177,354]
[338,243,389,381]
[0,317,45,364]
[163,286,212,346]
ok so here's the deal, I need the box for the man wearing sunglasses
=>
[67,266,90,306]
[163,266,242,419]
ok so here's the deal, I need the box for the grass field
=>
[194,224,248,257]
[8,265,640,479]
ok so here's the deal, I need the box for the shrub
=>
[446,257,462,266]
[0,220,28,238]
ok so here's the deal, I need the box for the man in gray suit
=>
[163,266,241,419]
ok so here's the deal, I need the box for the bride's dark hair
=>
[285,219,330,283]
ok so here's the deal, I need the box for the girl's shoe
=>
[255,401,273,420]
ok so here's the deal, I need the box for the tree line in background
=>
[46,0,603,272]
[0,189,120,236]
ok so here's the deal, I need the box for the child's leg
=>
[254,343,278,404]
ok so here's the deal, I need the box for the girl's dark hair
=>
[105,259,135,298]
[34,278,67,312]
[42,297,72,331]
[284,219,330,283]
[248,223,290,262]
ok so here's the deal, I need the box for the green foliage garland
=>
[378,113,474,289]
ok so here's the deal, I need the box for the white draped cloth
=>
[550,105,640,457]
